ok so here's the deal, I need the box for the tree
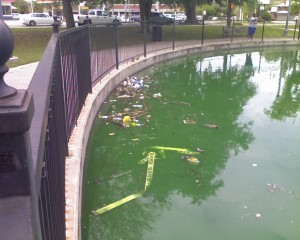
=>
[12,0,29,14]
[138,0,152,21]
[291,0,300,16]
[33,3,44,13]
[182,0,197,21]
[62,0,75,28]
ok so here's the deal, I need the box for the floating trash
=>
[182,155,200,164]
[202,124,219,129]
[252,163,258,167]
[196,148,205,153]
[153,93,162,98]
[98,114,108,119]
[133,104,143,108]
[256,213,262,218]
[267,183,277,193]
[183,119,196,124]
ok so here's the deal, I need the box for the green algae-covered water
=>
[82,47,300,240]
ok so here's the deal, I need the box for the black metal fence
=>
[28,26,92,239]
[24,19,300,239]
[88,19,300,85]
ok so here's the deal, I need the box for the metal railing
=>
[1,19,300,239]
[27,25,92,239]
[88,19,300,85]
[40,20,300,239]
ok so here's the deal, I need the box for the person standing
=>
[248,13,258,41]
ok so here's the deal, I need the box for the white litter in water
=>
[252,163,258,167]
[256,213,261,218]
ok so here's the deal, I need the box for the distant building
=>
[271,0,294,20]
[2,0,16,16]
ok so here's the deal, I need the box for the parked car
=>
[150,12,173,25]
[12,13,20,20]
[174,13,187,21]
[196,15,203,21]
[130,14,140,22]
[22,13,61,26]
[163,13,186,22]
[77,9,120,26]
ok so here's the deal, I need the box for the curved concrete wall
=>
[64,40,300,240]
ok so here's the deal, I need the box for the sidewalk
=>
[4,62,39,90]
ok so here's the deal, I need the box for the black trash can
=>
[152,26,162,42]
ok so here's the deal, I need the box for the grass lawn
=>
[8,28,54,68]
[7,23,295,68]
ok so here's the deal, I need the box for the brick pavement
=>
[4,62,39,90]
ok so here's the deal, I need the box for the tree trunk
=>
[139,0,152,33]
[62,0,75,29]
[227,0,232,27]
[139,0,152,21]
[183,0,197,22]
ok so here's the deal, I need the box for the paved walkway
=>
[4,62,39,90]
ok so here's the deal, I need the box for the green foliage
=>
[12,0,29,14]
[291,0,300,15]
[33,3,44,13]
[200,4,217,16]
[260,11,272,21]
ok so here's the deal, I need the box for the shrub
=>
[260,11,272,21]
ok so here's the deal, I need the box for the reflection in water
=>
[82,48,300,240]
[264,50,300,121]
[245,53,253,68]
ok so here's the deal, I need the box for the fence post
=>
[231,19,234,43]
[0,20,40,239]
[201,18,204,45]
[261,20,265,42]
[298,21,300,40]
[143,21,147,57]
[172,18,175,50]
[115,22,119,70]
[52,16,60,33]
[293,20,297,40]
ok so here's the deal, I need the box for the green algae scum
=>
[82,47,300,240]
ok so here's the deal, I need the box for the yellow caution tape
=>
[138,156,149,165]
[150,146,199,155]
[92,191,144,215]
[144,152,155,190]
[93,152,156,215]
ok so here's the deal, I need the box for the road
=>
[4,18,66,28]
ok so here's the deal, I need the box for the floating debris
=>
[111,170,132,179]
[133,104,143,108]
[152,93,162,98]
[256,213,262,218]
[182,155,200,164]
[202,124,219,129]
[183,119,196,124]
[252,163,258,167]
[267,183,277,192]
[196,148,205,153]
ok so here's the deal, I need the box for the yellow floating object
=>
[93,152,156,215]
[123,116,131,123]
[144,152,155,190]
[150,146,199,155]
[92,191,144,215]
[187,156,200,164]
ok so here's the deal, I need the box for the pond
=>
[82,47,300,240]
